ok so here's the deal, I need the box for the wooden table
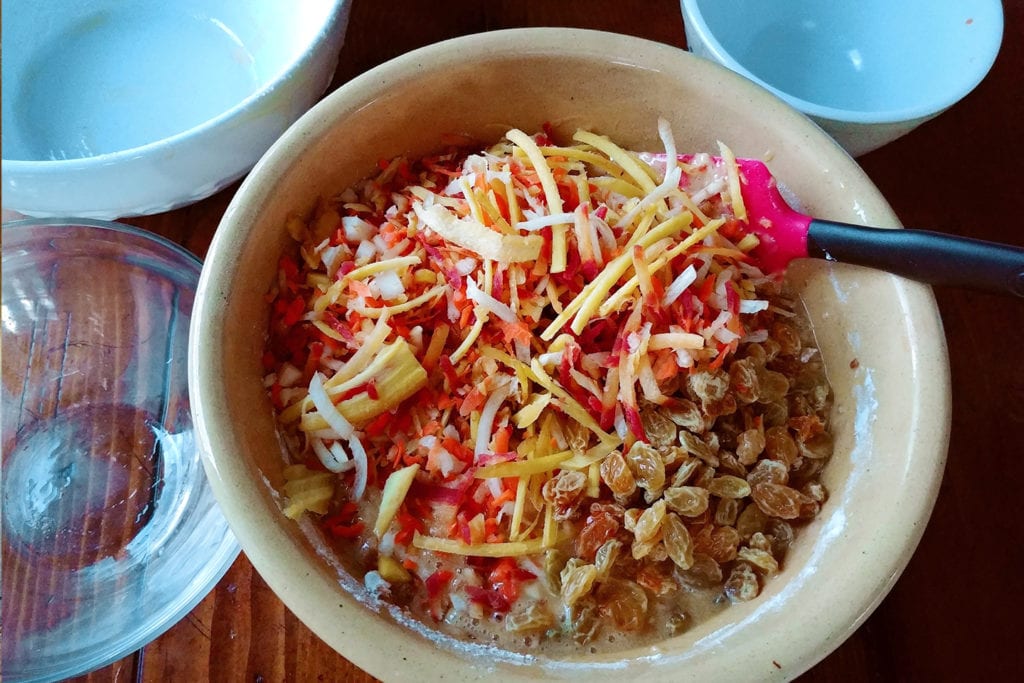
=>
[60,1,1023,680]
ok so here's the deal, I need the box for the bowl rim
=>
[679,0,1004,124]
[191,26,952,681]
[0,0,349,170]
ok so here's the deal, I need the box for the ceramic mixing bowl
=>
[189,28,951,681]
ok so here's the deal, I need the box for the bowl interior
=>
[191,28,950,681]
[1,0,338,162]
[683,0,1003,122]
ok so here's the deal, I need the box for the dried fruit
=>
[625,441,666,502]
[641,408,678,448]
[736,502,769,539]
[560,562,598,607]
[694,524,740,563]
[767,519,795,558]
[771,320,802,356]
[798,431,834,460]
[746,458,789,488]
[632,500,667,544]
[764,425,798,466]
[544,548,568,592]
[594,538,624,580]
[737,546,779,575]
[669,457,700,487]
[676,552,722,587]
[635,562,678,596]
[576,510,621,561]
[707,475,752,499]
[600,450,636,498]
[663,486,710,517]
[597,579,649,631]
[661,512,694,570]
[757,369,790,403]
[666,612,689,636]
[751,483,814,520]
[802,481,828,504]
[569,597,600,644]
[729,357,761,404]
[736,427,766,465]
[714,498,740,526]
[724,562,760,602]
[678,430,718,466]
[689,368,729,404]
[663,398,704,432]
[505,602,555,632]
[542,469,588,520]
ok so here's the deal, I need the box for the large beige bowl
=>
[189,28,951,681]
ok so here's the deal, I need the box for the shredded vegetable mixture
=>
[264,121,833,650]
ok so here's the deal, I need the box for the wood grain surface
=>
[38,1,1024,680]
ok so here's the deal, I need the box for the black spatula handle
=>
[807,220,1024,297]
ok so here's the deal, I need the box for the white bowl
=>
[680,0,1003,156]
[1,0,351,219]
[190,29,951,681]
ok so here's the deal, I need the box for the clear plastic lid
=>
[1,219,240,682]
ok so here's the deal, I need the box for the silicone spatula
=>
[674,155,1024,297]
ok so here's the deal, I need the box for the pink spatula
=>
[678,155,1024,297]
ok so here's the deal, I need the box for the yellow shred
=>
[506,129,568,273]
[413,202,542,264]
[474,451,572,479]
[560,441,619,470]
[459,177,487,225]
[736,233,761,252]
[313,280,345,313]
[350,283,446,318]
[718,141,748,222]
[573,130,658,195]
[281,467,334,519]
[450,308,488,364]
[345,256,422,281]
[412,532,546,557]
[538,146,627,177]
[542,501,556,548]
[529,359,618,445]
[509,474,530,541]
[648,332,706,350]
[587,462,601,498]
[568,212,694,335]
[374,464,420,537]
[590,175,646,199]
[312,319,348,343]
[512,392,552,428]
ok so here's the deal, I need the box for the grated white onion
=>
[308,372,354,439]
[355,239,377,262]
[739,299,770,314]
[343,215,376,243]
[662,264,698,307]
[455,257,478,276]
[466,277,516,323]
[372,269,405,300]
[311,437,352,473]
[475,382,512,458]
[348,434,369,500]
[514,212,576,232]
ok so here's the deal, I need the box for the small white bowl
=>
[680,0,1003,156]
[1,0,351,218]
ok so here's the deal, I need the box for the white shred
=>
[308,372,354,439]
[662,264,698,307]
